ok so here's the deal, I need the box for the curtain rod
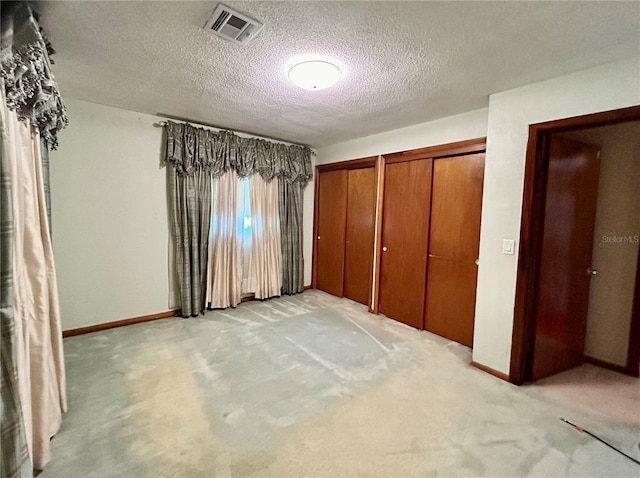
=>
[153,118,312,150]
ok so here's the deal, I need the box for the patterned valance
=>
[163,121,313,185]
[1,3,68,149]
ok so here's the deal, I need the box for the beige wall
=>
[316,108,489,165]
[50,99,169,330]
[563,123,640,366]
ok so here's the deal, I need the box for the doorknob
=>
[475,259,479,266]
[382,246,388,252]
[317,236,320,240]
[586,267,598,276]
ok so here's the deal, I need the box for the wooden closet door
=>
[343,167,376,305]
[316,170,348,297]
[378,159,433,329]
[424,153,485,347]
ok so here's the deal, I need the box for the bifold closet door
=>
[424,153,485,347]
[378,159,433,329]
[316,169,348,297]
[343,167,376,305]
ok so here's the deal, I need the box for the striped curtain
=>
[0,81,32,478]
[278,178,305,295]
[168,167,212,317]
[40,139,51,235]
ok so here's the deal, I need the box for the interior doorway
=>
[510,105,640,384]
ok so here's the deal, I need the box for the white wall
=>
[51,98,315,330]
[473,57,640,374]
[564,124,640,366]
[50,99,169,330]
[316,108,489,164]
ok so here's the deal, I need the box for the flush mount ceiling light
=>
[287,59,343,91]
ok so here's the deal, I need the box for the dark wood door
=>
[531,136,601,381]
[424,153,485,347]
[316,169,348,297]
[378,159,433,329]
[343,167,376,305]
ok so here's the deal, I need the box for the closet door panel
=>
[343,167,376,305]
[316,170,348,297]
[424,153,485,346]
[428,153,485,260]
[424,258,478,347]
[378,159,432,329]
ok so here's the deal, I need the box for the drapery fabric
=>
[278,178,305,295]
[0,79,32,478]
[0,3,68,149]
[206,170,245,309]
[1,4,66,474]
[164,120,311,311]
[163,121,312,183]
[40,138,51,234]
[5,101,66,471]
[249,174,282,299]
[168,166,211,317]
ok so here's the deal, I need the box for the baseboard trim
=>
[583,355,638,377]
[471,361,510,382]
[63,310,180,338]
[64,287,314,338]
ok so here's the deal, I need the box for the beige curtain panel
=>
[2,4,67,475]
[207,170,245,309]
[5,104,67,471]
[249,174,282,299]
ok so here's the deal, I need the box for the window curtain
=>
[249,174,282,299]
[0,80,31,478]
[40,139,51,235]
[206,170,245,309]
[5,101,67,473]
[1,3,68,475]
[278,177,305,295]
[163,121,311,314]
[167,166,211,317]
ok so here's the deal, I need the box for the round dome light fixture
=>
[288,60,342,91]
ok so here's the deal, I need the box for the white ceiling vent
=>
[204,4,263,46]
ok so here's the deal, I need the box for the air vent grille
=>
[211,10,229,32]
[204,4,264,46]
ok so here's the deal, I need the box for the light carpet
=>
[41,290,640,477]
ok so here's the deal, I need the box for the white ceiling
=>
[39,1,640,147]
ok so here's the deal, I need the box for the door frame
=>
[509,105,640,384]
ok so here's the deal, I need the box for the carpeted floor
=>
[42,290,640,477]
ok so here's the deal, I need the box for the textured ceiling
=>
[39,1,640,147]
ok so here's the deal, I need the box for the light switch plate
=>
[502,239,515,255]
